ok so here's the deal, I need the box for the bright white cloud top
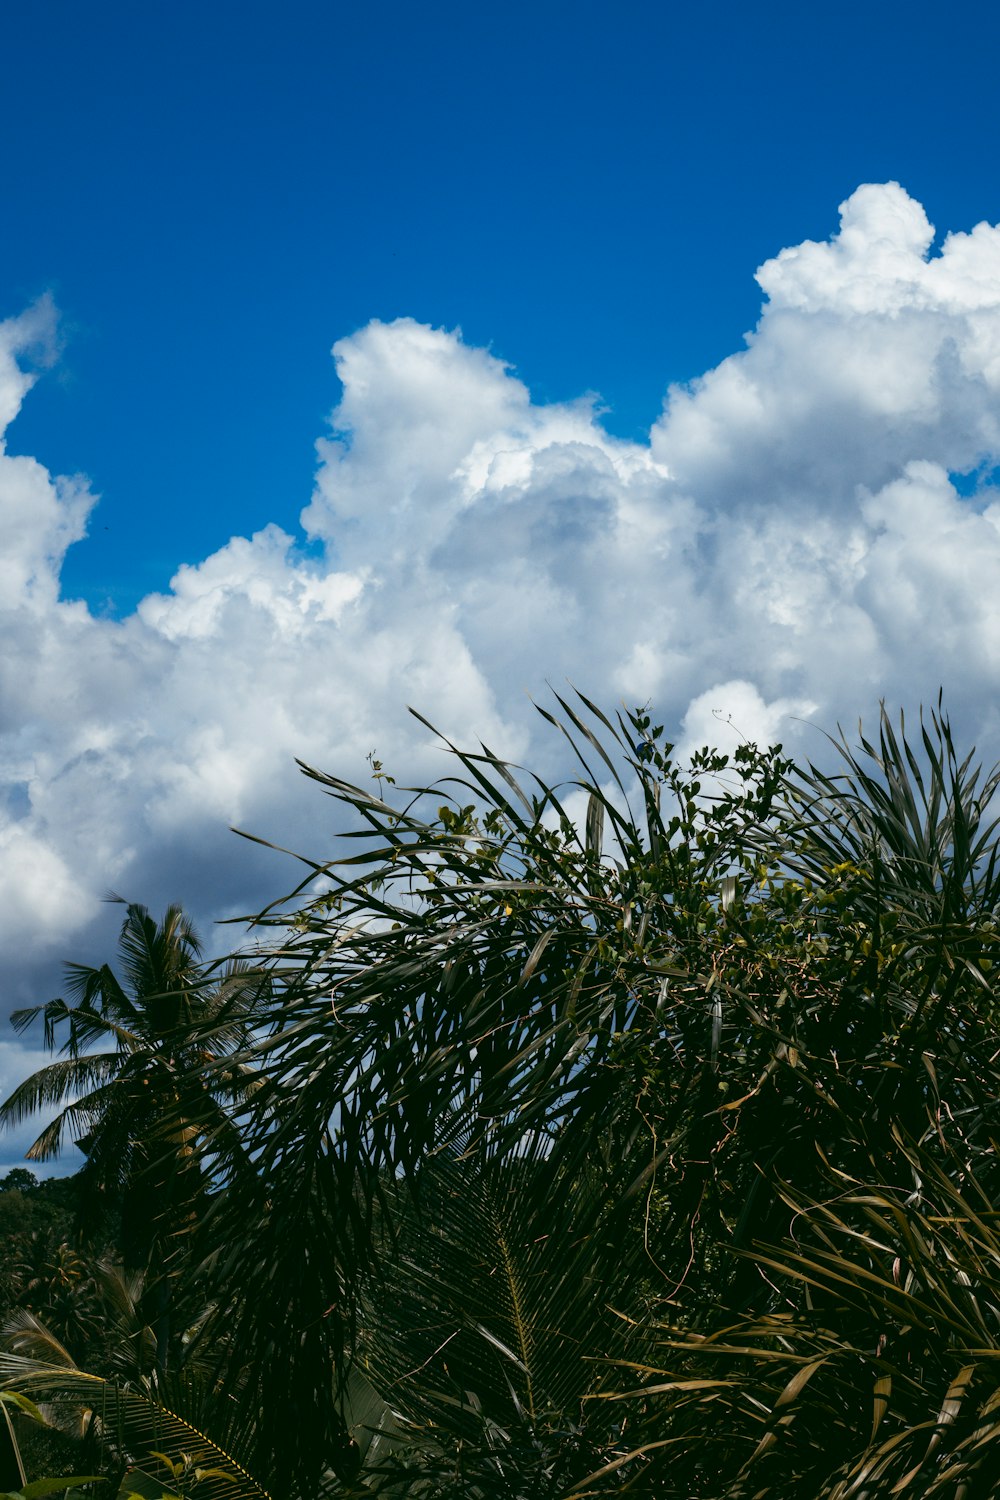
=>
[4,182,1000,1038]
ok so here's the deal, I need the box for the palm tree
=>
[0,901,269,1363]
[187,694,790,1495]
[197,693,1000,1496]
[9,698,999,1496]
[0,1256,274,1500]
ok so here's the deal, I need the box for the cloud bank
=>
[4,182,1000,1107]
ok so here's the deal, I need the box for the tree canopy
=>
[5,695,1000,1497]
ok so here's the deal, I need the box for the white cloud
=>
[0,301,94,610]
[0,825,92,955]
[5,183,1000,1159]
[675,682,816,767]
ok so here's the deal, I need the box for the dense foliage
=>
[3,694,1000,1498]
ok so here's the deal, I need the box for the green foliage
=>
[194,692,798,1493]
[7,693,1000,1497]
[0,1479,101,1500]
[0,899,270,1378]
[0,1358,269,1500]
[0,1385,98,1500]
[1,1173,39,1196]
[0,905,274,1500]
[0,1178,79,1322]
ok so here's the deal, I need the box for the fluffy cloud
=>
[5,183,1000,1150]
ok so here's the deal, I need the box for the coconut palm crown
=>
[0,900,267,1274]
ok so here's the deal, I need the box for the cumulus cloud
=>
[5,183,1000,1152]
[0,299,92,610]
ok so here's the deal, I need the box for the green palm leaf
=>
[0,1358,269,1500]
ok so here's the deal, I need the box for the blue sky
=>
[4,0,998,612]
[7,0,1000,1169]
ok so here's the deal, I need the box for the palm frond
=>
[0,1359,269,1500]
[197,692,790,1494]
[0,1056,120,1136]
[355,1130,653,1445]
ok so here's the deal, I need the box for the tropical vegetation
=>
[2,693,1000,1497]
